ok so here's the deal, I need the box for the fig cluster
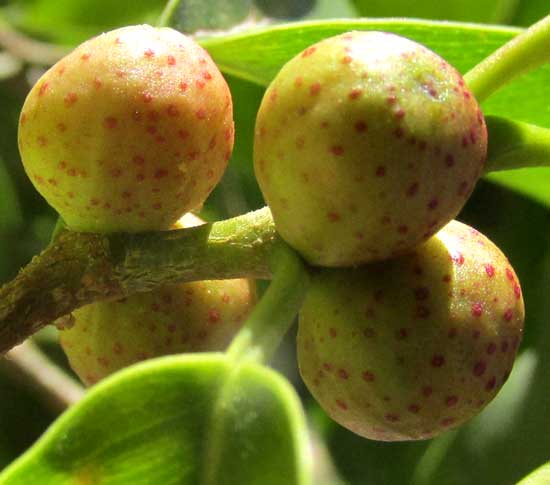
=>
[19,25,524,442]
[253,32,523,440]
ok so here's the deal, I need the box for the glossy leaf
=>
[0,354,311,485]
[2,0,165,44]
[351,0,518,24]
[202,18,550,205]
[518,462,550,485]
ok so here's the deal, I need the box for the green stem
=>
[157,0,179,28]
[465,15,550,102]
[484,115,550,172]
[0,207,278,355]
[227,242,310,365]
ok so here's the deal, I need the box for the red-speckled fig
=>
[254,31,487,267]
[59,214,256,386]
[19,25,234,232]
[297,220,524,441]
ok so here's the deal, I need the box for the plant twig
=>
[465,15,550,102]
[0,207,278,355]
[483,116,550,172]
[1,340,84,413]
[227,240,310,364]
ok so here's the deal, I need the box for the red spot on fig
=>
[327,212,341,222]
[310,82,321,95]
[349,89,362,100]
[431,355,445,367]
[104,117,118,129]
[503,309,513,322]
[471,302,483,317]
[338,369,349,379]
[329,327,337,338]
[406,183,419,197]
[486,376,496,391]
[167,55,176,66]
[330,145,344,156]
[64,92,78,106]
[39,83,49,96]
[473,361,487,376]
[487,342,497,355]
[408,404,420,413]
[485,264,495,277]
[208,309,220,324]
[422,386,433,397]
[375,166,386,177]
[445,396,458,407]
[354,121,367,132]
[301,46,316,57]
[451,252,465,265]
[395,328,408,340]
[336,399,348,410]
[362,371,375,382]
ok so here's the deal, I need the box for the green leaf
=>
[351,0,519,24]
[202,18,550,206]
[3,0,166,45]
[518,463,550,485]
[0,354,311,485]
[485,168,550,207]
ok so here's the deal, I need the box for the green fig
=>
[19,25,234,232]
[297,220,524,441]
[254,31,487,267]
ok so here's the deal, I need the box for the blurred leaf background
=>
[0,0,549,483]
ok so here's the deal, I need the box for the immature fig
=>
[59,214,256,386]
[254,31,487,267]
[60,278,255,386]
[19,25,233,232]
[297,220,524,441]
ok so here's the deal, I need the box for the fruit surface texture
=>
[19,25,233,232]
[254,31,487,266]
[60,278,255,386]
[297,220,524,441]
